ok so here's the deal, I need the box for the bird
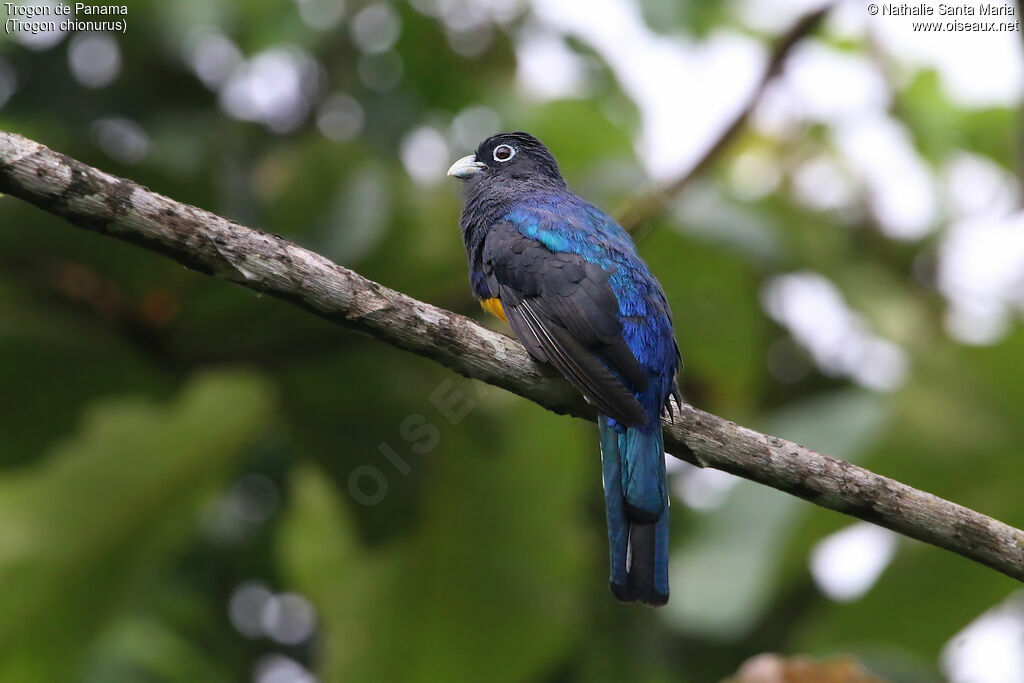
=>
[447,132,681,606]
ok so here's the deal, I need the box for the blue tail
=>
[598,415,669,606]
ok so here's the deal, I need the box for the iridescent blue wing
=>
[480,220,648,427]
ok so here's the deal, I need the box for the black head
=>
[447,132,565,189]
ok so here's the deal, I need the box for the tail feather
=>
[622,425,667,521]
[599,419,630,593]
[624,513,670,606]
[599,416,669,607]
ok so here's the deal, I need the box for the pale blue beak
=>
[447,154,486,180]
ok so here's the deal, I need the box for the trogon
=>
[448,132,681,606]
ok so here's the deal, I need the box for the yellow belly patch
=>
[480,297,507,322]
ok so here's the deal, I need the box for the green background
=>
[0,0,1021,681]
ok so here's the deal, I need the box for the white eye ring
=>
[493,144,516,162]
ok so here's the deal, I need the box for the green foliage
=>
[0,0,1021,680]
[668,390,888,639]
[278,396,593,682]
[0,372,273,681]
[900,71,1018,167]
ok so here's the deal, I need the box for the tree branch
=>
[2,130,1022,583]
[617,4,833,232]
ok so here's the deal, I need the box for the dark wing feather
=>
[482,222,648,427]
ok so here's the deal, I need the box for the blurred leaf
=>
[524,100,636,183]
[79,615,228,683]
[275,464,367,679]
[900,71,1017,167]
[0,287,171,465]
[788,336,1024,664]
[791,539,1014,669]
[279,396,593,682]
[667,390,887,638]
[639,0,727,36]
[642,226,768,414]
[0,372,274,681]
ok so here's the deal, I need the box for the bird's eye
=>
[493,144,516,162]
